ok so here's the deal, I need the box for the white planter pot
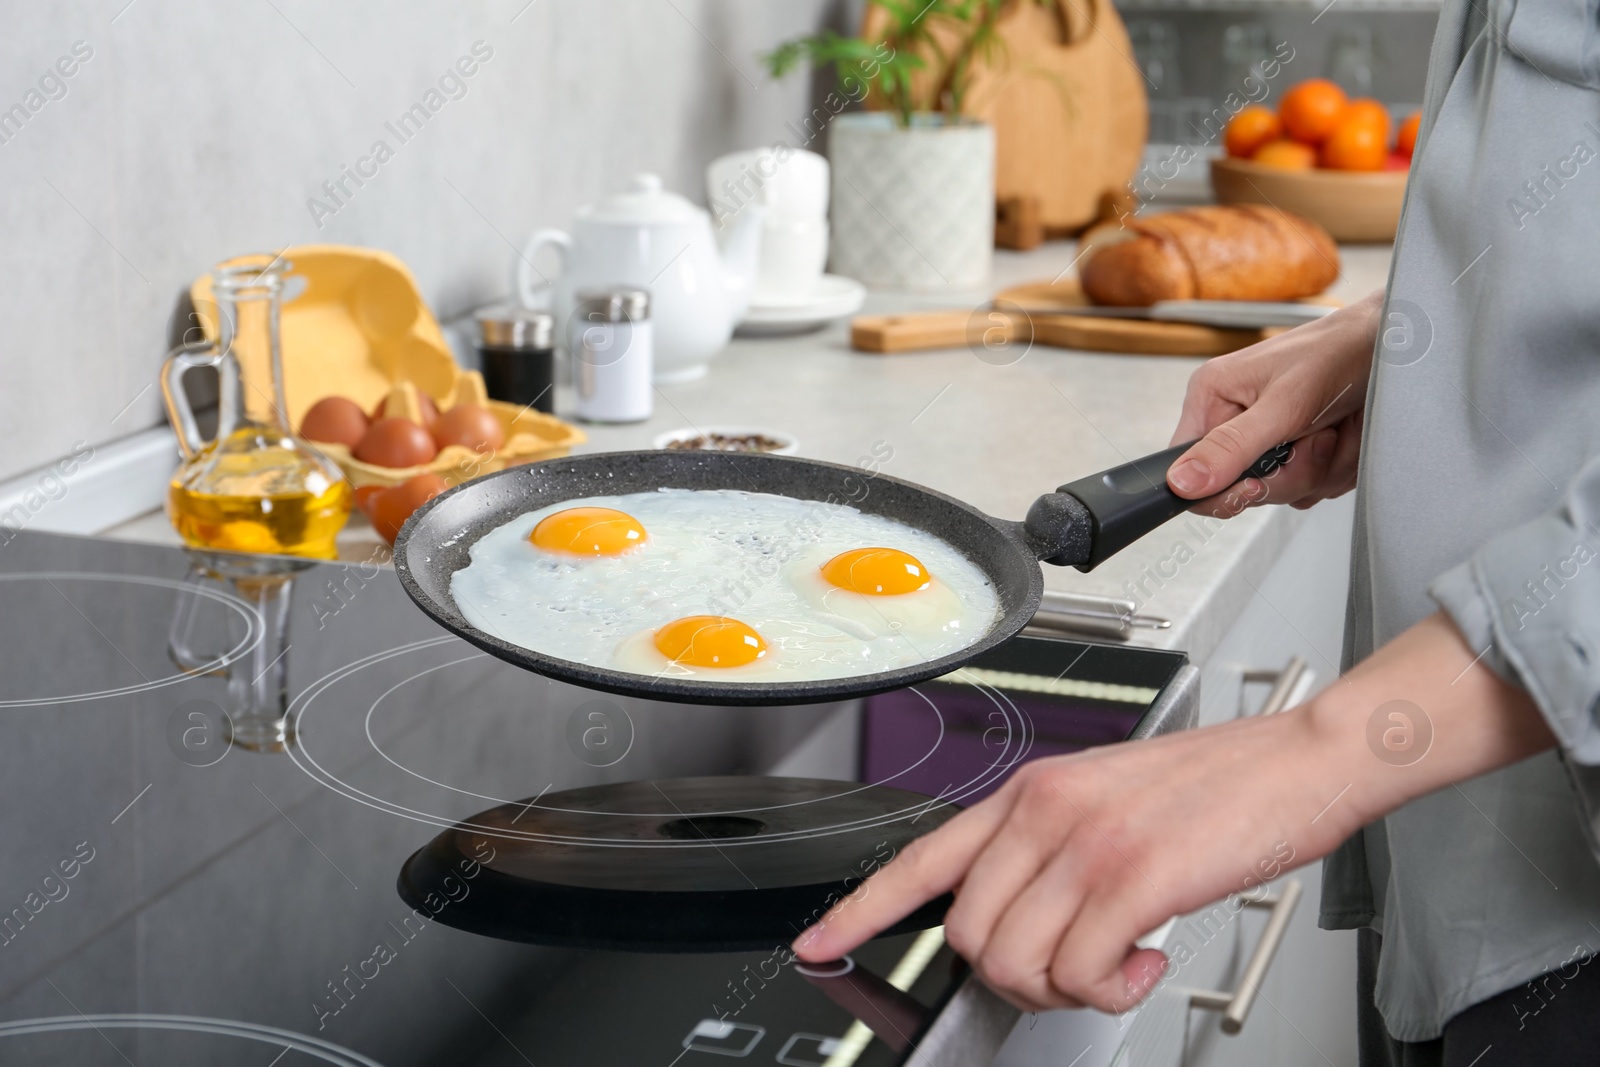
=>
[828,113,994,290]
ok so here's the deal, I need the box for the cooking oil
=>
[167,427,350,559]
[161,255,352,560]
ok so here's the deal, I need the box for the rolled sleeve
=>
[1429,456,1600,766]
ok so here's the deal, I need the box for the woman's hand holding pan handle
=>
[1167,289,1385,510]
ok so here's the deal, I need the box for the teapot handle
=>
[518,229,571,309]
[161,341,237,460]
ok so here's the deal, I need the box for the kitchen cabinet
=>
[1180,492,1358,1067]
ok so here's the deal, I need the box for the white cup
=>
[707,148,829,225]
[752,217,829,304]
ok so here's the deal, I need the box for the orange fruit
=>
[1344,98,1392,142]
[1252,139,1317,170]
[1397,112,1421,156]
[1224,105,1284,159]
[1278,79,1349,144]
[1320,116,1388,171]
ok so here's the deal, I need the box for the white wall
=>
[0,0,841,480]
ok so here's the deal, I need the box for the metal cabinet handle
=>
[1241,655,1312,717]
[1190,879,1303,1033]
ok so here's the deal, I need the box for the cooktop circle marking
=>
[354,656,953,829]
[793,956,856,978]
[0,1014,384,1066]
[0,573,262,708]
[285,638,1033,842]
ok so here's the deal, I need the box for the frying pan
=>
[393,441,1288,706]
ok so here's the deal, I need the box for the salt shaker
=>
[570,288,652,423]
[475,306,555,413]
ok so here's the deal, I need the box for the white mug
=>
[752,217,829,304]
[707,148,829,226]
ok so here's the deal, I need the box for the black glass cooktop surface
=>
[0,531,1187,1066]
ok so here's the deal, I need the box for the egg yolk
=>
[821,548,931,596]
[530,507,647,556]
[654,615,767,668]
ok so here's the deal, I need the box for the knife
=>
[851,300,1334,355]
[1007,300,1335,329]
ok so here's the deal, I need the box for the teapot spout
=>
[714,203,765,320]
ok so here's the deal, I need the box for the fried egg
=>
[449,489,1000,684]
[782,546,967,641]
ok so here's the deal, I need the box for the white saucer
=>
[736,275,866,336]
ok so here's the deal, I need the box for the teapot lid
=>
[581,173,704,225]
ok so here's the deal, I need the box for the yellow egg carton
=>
[326,377,585,489]
[190,245,584,489]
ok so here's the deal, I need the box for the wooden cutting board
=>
[851,278,1281,357]
[859,0,1148,236]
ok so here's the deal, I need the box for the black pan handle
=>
[1023,441,1293,571]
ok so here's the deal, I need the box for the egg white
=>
[449,489,1000,684]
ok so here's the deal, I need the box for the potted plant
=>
[766,1,1032,290]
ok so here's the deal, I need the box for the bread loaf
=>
[1079,205,1340,306]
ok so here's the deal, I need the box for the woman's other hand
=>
[792,613,1553,1014]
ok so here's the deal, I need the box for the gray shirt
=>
[1324,0,1600,1039]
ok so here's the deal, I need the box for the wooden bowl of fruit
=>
[1211,80,1417,243]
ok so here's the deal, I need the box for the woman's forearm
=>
[1285,286,1385,381]
[1307,612,1556,839]
[1328,286,1385,366]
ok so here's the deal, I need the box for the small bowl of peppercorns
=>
[653,426,798,456]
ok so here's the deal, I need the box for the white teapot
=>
[517,173,764,383]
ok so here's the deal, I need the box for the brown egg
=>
[352,484,386,521]
[371,389,439,428]
[431,404,506,454]
[299,396,368,449]
[371,473,449,545]
[353,417,438,468]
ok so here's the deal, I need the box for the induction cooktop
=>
[0,530,1193,1066]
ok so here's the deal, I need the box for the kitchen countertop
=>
[105,240,1392,665]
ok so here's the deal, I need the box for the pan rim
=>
[391,450,1044,706]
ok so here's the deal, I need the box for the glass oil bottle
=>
[161,256,350,558]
